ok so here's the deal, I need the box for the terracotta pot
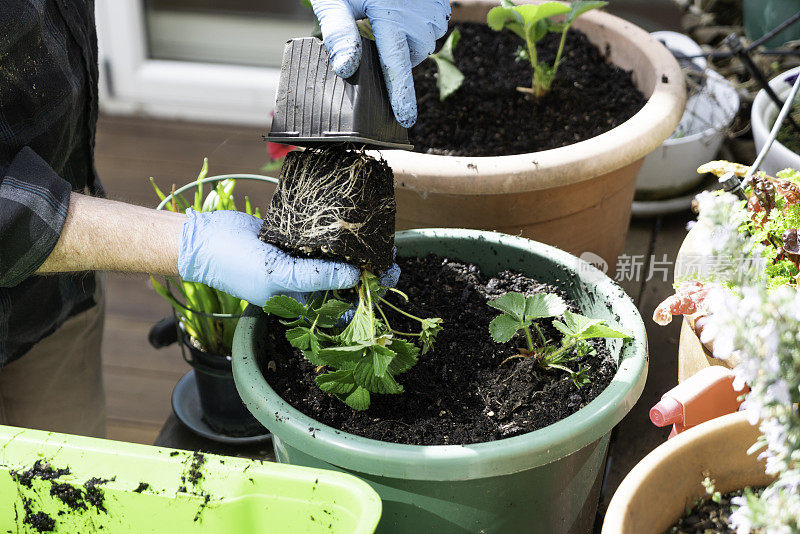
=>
[602,412,774,534]
[375,0,686,266]
[674,224,736,382]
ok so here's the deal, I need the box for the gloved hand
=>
[178,209,361,306]
[309,0,451,128]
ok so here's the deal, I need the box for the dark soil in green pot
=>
[264,254,617,446]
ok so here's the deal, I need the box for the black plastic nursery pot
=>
[183,339,264,437]
[232,229,648,534]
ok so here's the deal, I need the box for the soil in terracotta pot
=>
[261,254,618,445]
[666,487,765,534]
[409,23,647,156]
[258,146,396,271]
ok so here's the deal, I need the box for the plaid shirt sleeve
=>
[0,147,71,288]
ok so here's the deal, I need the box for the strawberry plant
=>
[264,271,442,410]
[487,0,608,97]
[488,292,630,387]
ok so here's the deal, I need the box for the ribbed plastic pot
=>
[371,0,685,267]
[233,229,648,534]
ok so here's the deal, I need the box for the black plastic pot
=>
[182,339,264,437]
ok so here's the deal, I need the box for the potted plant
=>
[610,186,800,532]
[655,162,800,381]
[372,0,685,266]
[602,412,773,533]
[752,66,800,176]
[229,145,646,533]
[149,161,275,437]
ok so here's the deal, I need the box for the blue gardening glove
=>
[309,0,450,128]
[178,209,362,306]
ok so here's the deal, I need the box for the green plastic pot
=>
[233,229,648,534]
[0,424,381,533]
[744,0,800,49]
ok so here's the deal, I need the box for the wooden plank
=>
[615,217,655,304]
[107,419,162,445]
[103,367,180,427]
[600,212,693,517]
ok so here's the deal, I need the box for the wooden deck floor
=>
[94,114,691,513]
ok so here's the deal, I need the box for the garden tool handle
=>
[148,316,178,349]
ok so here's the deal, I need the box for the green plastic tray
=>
[0,425,381,533]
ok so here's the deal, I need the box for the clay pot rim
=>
[602,412,773,533]
[371,3,686,195]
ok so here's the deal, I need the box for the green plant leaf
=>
[316,345,367,368]
[553,310,601,338]
[580,321,633,340]
[432,56,465,101]
[343,386,371,410]
[566,1,608,24]
[388,339,419,374]
[263,295,307,318]
[523,293,567,320]
[487,293,526,321]
[514,2,571,28]
[354,358,403,394]
[316,369,357,395]
[340,303,373,344]
[528,18,549,43]
[370,345,395,378]
[302,348,326,367]
[315,299,351,320]
[489,314,524,343]
[286,326,318,351]
[554,311,632,340]
[420,317,443,354]
[486,6,525,39]
[435,28,460,64]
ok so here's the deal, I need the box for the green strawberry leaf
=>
[523,293,567,320]
[316,345,367,368]
[566,1,607,24]
[316,369,356,395]
[489,314,524,344]
[487,293,526,321]
[286,326,318,351]
[388,339,419,374]
[343,386,371,411]
[370,345,396,378]
[263,295,307,318]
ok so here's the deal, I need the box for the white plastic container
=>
[635,32,740,199]
[752,65,800,176]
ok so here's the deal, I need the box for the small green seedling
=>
[487,0,608,97]
[264,272,442,410]
[488,291,630,387]
[429,29,465,100]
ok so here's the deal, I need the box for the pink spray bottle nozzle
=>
[650,396,683,427]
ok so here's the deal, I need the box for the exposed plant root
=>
[259,146,396,270]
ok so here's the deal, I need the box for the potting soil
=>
[263,254,618,446]
[666,487,765,534]
[259,146,396,271]
[410,23,647,156]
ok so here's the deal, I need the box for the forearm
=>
[37,194,185,276]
